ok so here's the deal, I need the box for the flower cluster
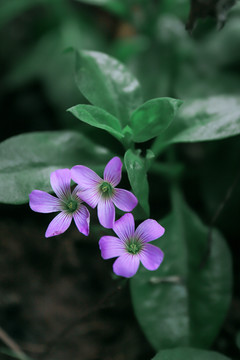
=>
[29,157,165,278]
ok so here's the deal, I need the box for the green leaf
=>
[68,105,124,141]
[75,50,142,127]
[152,96,240,155]
[130,98,183,143]
[0,0,46,28]
[130,193,232,350]
[0,347,33,360]
[124,149,150,217]
[76,0,129,16]
[186,0,236,31]
[0,131,113,205]
[152,347,231,360]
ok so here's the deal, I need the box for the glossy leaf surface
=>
[130,98,183,143]
[75,50,142,126]
[131,194,232,350]
[152,96,240,155]
[0,131,112,204]
[68,105,124,141]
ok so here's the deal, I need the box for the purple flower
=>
[71,157,138,229]
[99,213,165,278]
[29,169,90,238]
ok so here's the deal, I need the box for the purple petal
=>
[78,188,101,208]
[99,236,125,259]
[139,244,164,271]
[113,213,135,242]
[50,169,71,200]
[71,165,101,189]
[29,190,62,213]
[103,157,122,187]
[73,205,90,236]
[72,185,83,199]
[135,219,165,243]
[113,188,138,212]
[45,211,72,238]
[97,199,115,228]
[113,254,140,278]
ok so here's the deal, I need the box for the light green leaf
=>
[75,0,132,17]
[68,105,124,141]
[0,347,33,360]
[75,50,142,127]
[130,98,182,143]
[152,96,240,155]
[0,131,113,204]
[152,347,231,360]
[131,193,232,350]
[124,149,149,217]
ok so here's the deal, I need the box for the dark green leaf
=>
[124,149,149,217]
[0,0,45,28]
[159,0,190,20]
[0,131,113,204]
[75,50,142,127]
[68,105,124,141]
[186,0,236,31]
[131,193,232,350]
[152,96,240,155]
[130,98,182,143]
[152,347,231,360]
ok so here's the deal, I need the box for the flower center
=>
[66,199,78,213]
[99,181,113,198]
[126,238,143,255]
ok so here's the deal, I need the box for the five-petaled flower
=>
[29,169,90,238]
[71,157,138,229]
[99,213,165,278]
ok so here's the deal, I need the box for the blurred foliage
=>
[131,190,232,350]
[0,0,240,359]
[186,0,237,31]
[152,347,231,360]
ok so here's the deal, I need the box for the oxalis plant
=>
[1,49,240,360]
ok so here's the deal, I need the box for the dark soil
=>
[0,205,154,360]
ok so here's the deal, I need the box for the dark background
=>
[0,1,240,359]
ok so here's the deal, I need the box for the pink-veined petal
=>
[71,165,101,189]
[113,213,135,242]
[135,219,165,243]
[50,169,71,200]
[72,185,83,200]
[113,188,138,212]
[97,198,115,229]
[99,236,125,259]
[73,205,90,236]
[78,188,101,208]
[45,211,72,238]
[103,157,122,187]
[29,190,62,213]
[139,243,164,271]
[113,254,140,278]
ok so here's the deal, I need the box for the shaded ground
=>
[0,205,154,360]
